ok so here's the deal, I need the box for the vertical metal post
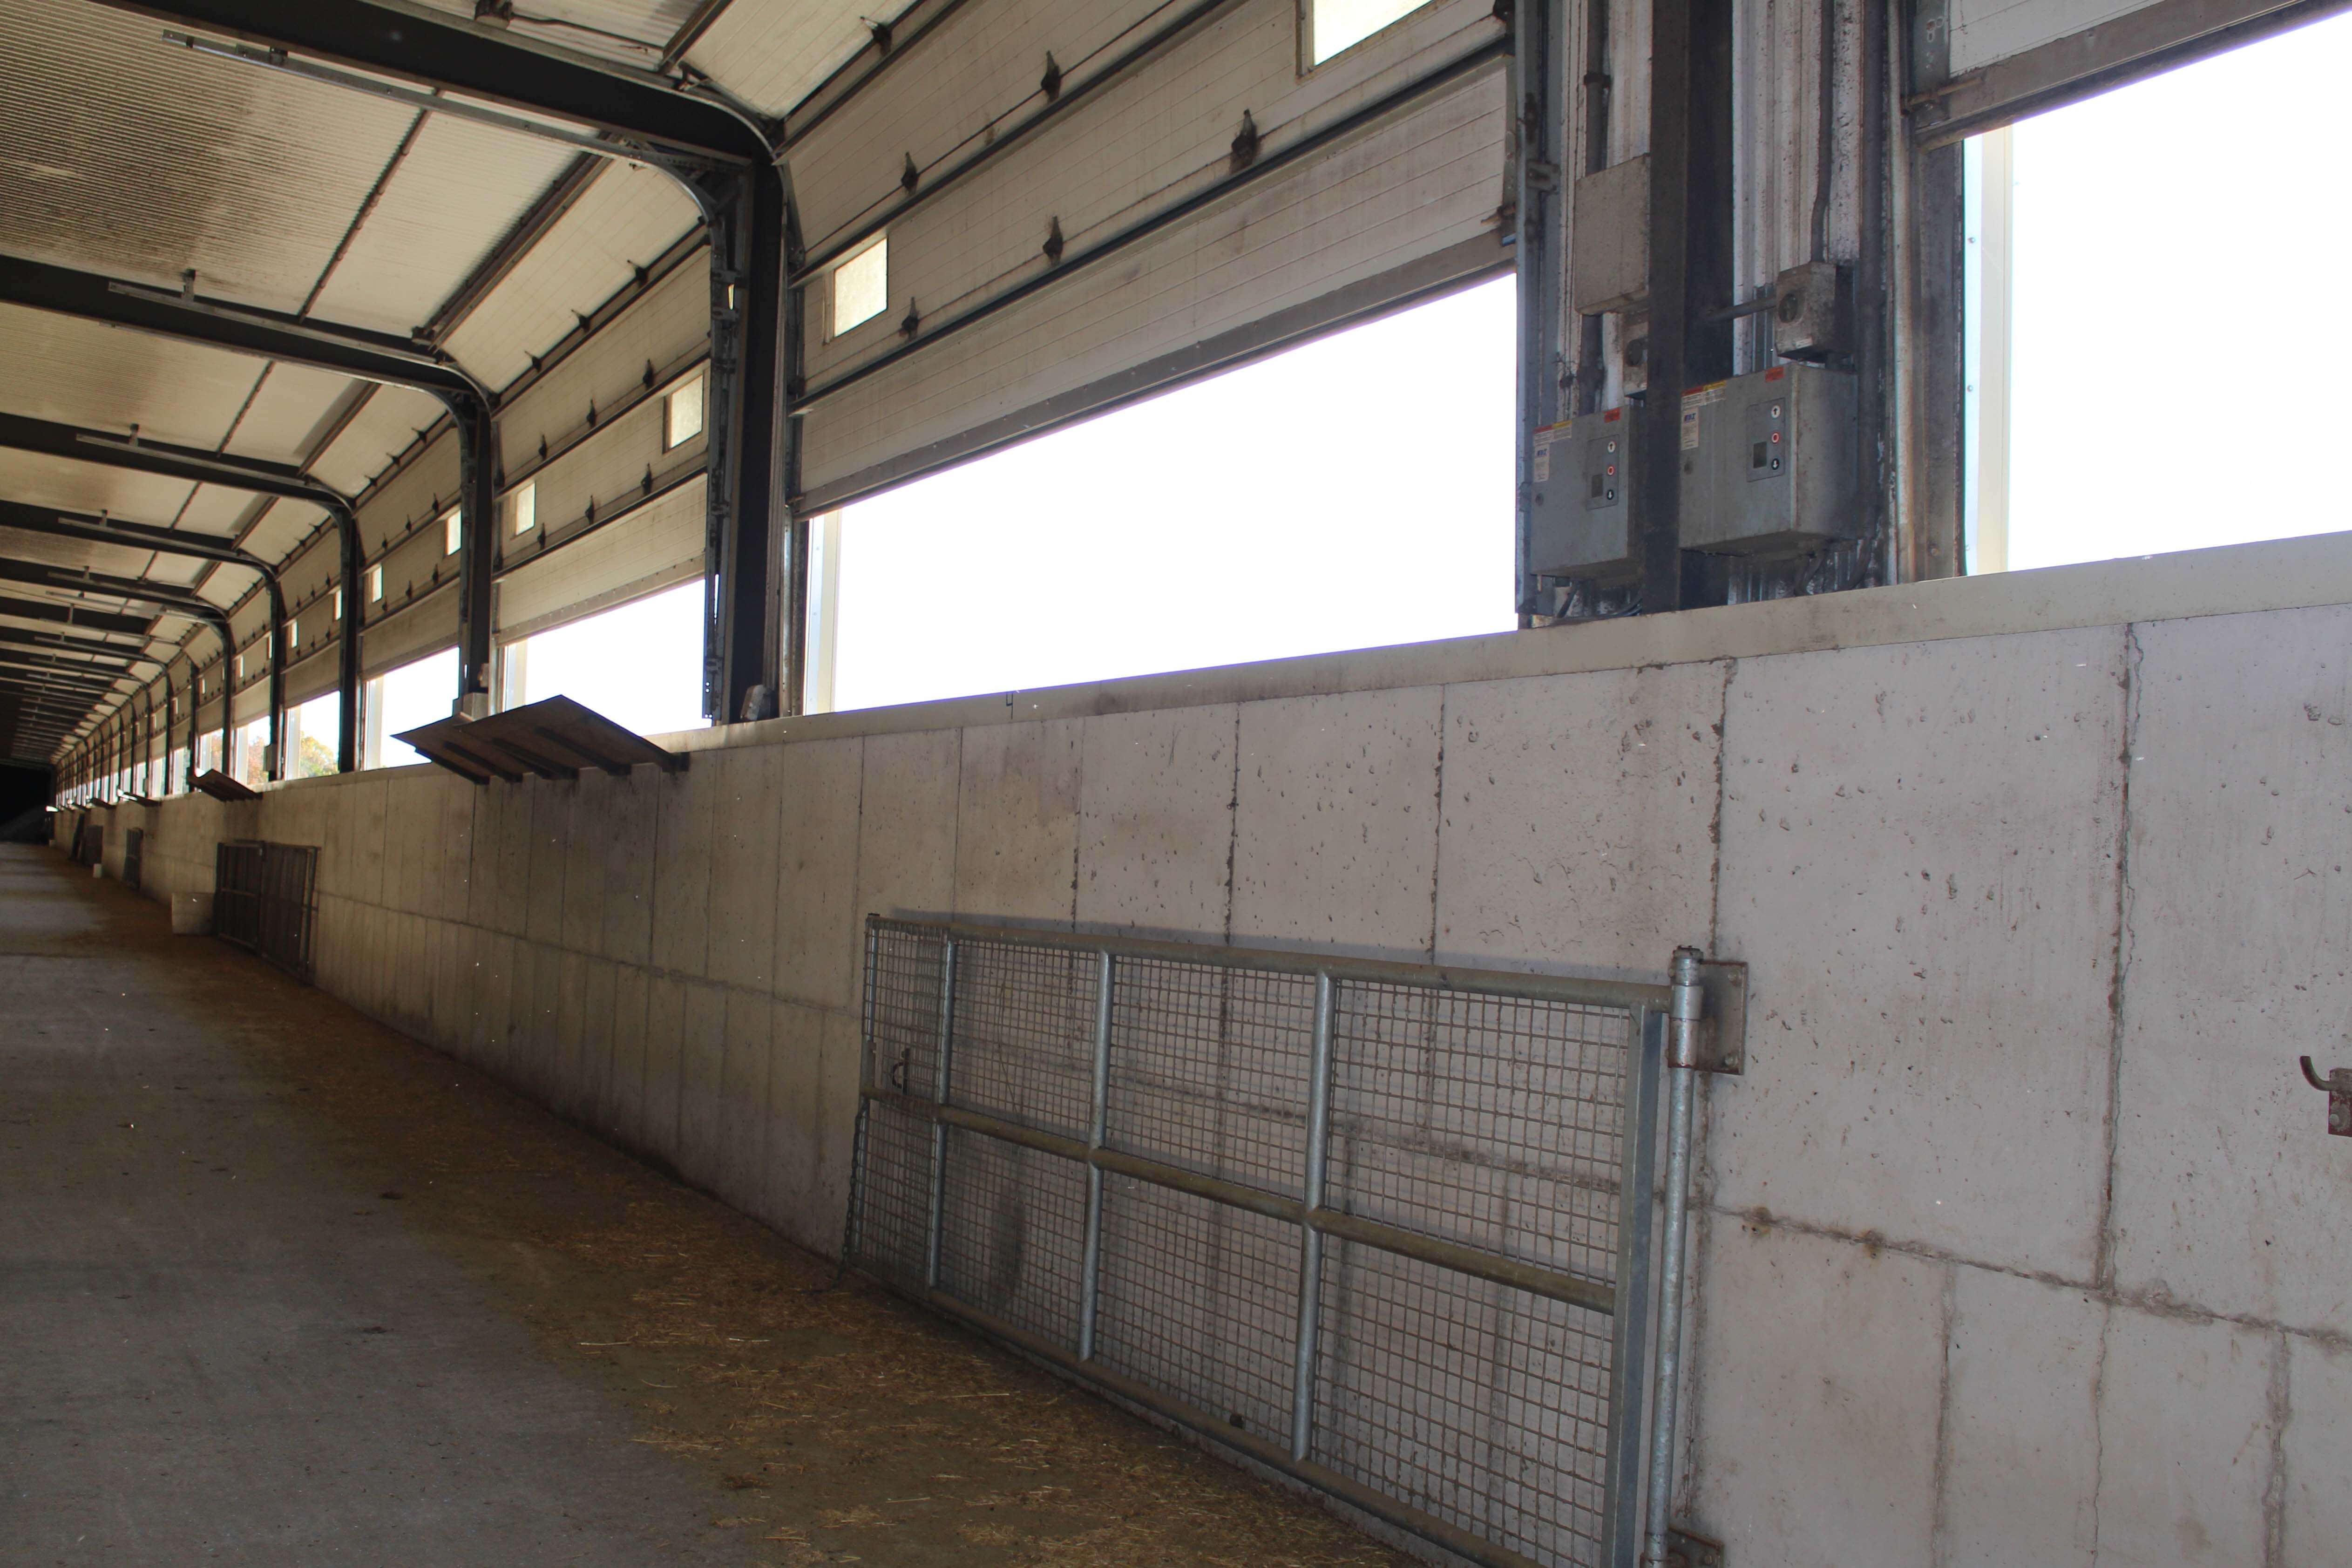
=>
[1640,948,1704,1567]
[834,920,883,1283]
[1078,948,1115,1361]
[1512,0,1566,622]
[1290,971,1337,1463]
[923,938,958,1291]
[1603,1007,1667,1568]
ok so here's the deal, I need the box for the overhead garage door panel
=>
[496,474,706,643]
[797,40,1507,501]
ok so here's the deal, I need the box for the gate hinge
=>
[1668,1527,1724,1568]
[1691,960,1746,1074]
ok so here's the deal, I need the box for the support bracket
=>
[1691,958,1747,1074]
[1668,1527,1725,1567]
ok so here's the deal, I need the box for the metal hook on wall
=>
[2299,1056,2352,1136]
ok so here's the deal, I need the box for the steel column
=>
[1639,949,1705,1568]
[1289,971,1337,1463]
[1077,949,1115,1363]
[1512,0,1567,621]
[924,939,959,1291]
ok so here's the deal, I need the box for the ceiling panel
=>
[0,448,199,523]
[687,0,875,116]
[442,160,700,389]
[406,0,702,67]
[0,303,268,448]
[220,364,367,470]
[306,112,580,337]
[306,385,448,498]
[174,483,265,541]
[0,0,420,312]
[236,499,337,567]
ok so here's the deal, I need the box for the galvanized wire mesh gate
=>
[214,840,319,982]
[844,916,1731,1568]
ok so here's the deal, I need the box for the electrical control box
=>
[1678,364,1857,556]
[1527,404,1641,582]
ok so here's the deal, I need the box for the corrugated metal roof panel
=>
[686,0,874,115]
[0,305,265,448]
[0,0,420,313]
[441,161,701,390]
[306,112,579,337]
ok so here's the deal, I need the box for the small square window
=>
[443,507,462,556]
[1307,0,1429,65]
[513,480,536,535]
[831,234,888,336]
[368,564,384,601]
[666,371,706,449]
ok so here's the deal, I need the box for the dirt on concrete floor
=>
[207,944,1415,1567]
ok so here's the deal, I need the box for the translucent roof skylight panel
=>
[441,161,700,390]
[0,305,267,451]
[305,113,578,338]
[0,0,420,313]
[685,0,875,116]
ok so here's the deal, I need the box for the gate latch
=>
[2300,1057,2352,1136]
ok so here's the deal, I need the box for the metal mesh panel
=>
[1315,1242,1615,1566]
[1329,985,1630,1277]
[847,918,1666,1568]
[938,1127,1090,1349]
[213,840,317,982]
[949,940,1098,1138]
[850,1097,935,1291]
[1108,958,1316,1197]
[1096,1171,1300,1445]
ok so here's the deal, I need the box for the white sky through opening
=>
[507,580,706,740]
[824,276,1517,714]
[1982,12,2352,571]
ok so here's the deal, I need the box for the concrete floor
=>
[0,845,1405,1568]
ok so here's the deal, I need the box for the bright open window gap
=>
[805,277,1515,715]
[1965,12,2352,573]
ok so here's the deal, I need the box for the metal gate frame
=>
[843,916,1740,1568]
[214,839,319,982]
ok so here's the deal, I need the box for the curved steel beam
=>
[0,501,286,780]
[0,260,492,719]
[91,0,792,722]
[0,409,366,770]
[0,558,236,770]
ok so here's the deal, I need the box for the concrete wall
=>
[82,532,2352,1566]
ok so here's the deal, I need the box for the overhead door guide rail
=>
[843,916,1744,1568]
